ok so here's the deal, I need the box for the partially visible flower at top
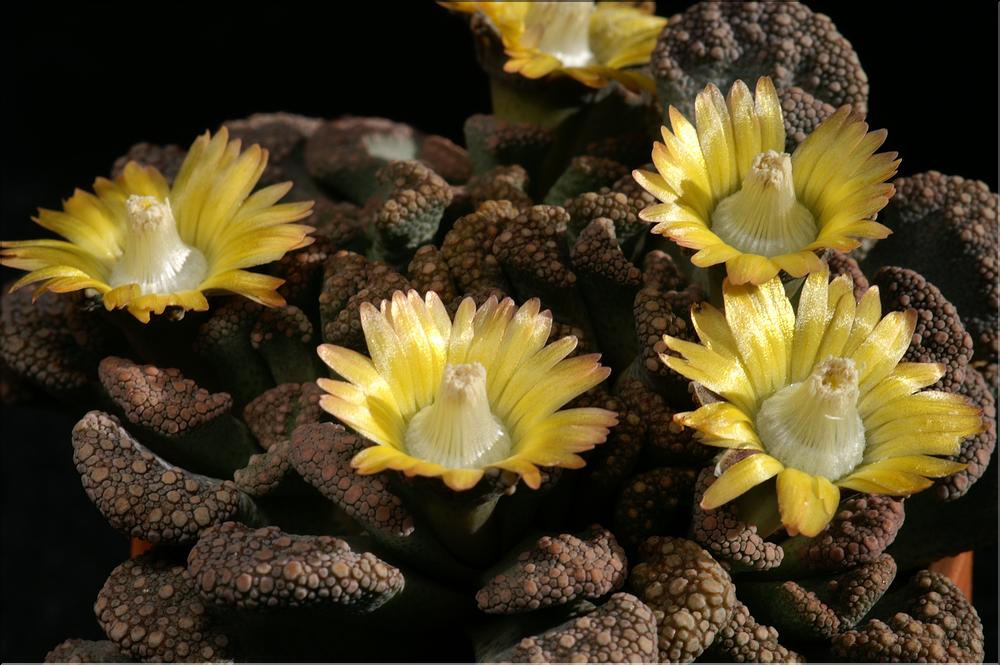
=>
[634,77,898,285]
[664,269,982,537]
[441,1,667,92]
[1,129,314,322]
[317,290,616,491]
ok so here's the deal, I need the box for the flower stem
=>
[489,78,578,129]
[735,481,784,539]
[415,490,502,566]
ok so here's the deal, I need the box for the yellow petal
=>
[493,335,577,420]
[769,251,825,278]
[675,402,762,448]
[843,285,882,356]
[776,468,840,537]
[197,270,286,307]
[790,267,831,383]
[360,301,420,417]
[466,297,516,370]
[722,277,794,401]
[34,275,108,296]
[589,4,666,68]
[1,240,111,278]
[62,189,125,252]
[633,167,675,203]
[33,209,121,261]
[859,362,946,417]
[196,144,268,249]
[383,291,438,407]
[491,457,543,490]
[650,144,681,201]
[754,77,786,153]
[690,301,740,359]
[863,390,976,430]
[857,455,967,478]
[663,106,714,216]
[826,274,853,310]
[352,445,412,475]
[441,468,486,491]
[791,106,852,206]
[814,290,856,362]
[318,343,383,389]
[9,265,98,293]
[507,355,611,440]
[725,254,781,285]
[119,161,170,199]
[513,53,562,78]
[486,298,552,402]
[690,242,742,266]
[850,310,917,393]
[866,411,984,449]
[836,464,934,495]
[863,428,978,462]
[659,221,723,252]
[102,284,141,309]
[319,395,400,450]
[727,79,762,182]
[515,410,615,459]
[447,296,478,365]
[695,84,739,199]
[661,335,757,414]
[316,378,365,404]
[700,453,784,509]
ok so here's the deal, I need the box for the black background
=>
[1,2,997,662]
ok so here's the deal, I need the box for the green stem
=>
[489,78,579,129]
[416,489,501,566]
[735,480,784,539]
[690,264,727,308]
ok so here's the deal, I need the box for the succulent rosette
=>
[0,2,995,664]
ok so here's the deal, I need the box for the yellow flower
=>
[664,270,982,537]
[317,290,616,491]
[442,1,666,92]
[1,129,314,322]
[634,77,899,285]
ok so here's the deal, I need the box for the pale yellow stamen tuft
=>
[756,356,865,480]
[405,362,513,469]
[710,150,818,257]
[110,195,207,295]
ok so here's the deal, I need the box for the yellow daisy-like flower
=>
[664,269,982,537]
[1,129,314,322]
[317,290,616,491]
[634,77,899,285]
[442,1,666,92]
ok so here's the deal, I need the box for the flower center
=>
[710,151,818,257]
[110,195,207,295]
[404,362,512,469]
[525,1,595,67]
[755,357,866,480]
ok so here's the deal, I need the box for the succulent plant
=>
[0,2,993,663]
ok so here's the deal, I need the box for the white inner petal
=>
[110,195,207,294]
[404,362,512,469]
[755,357,866,480]
[525,1,595,67]
[710,150,818,256]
